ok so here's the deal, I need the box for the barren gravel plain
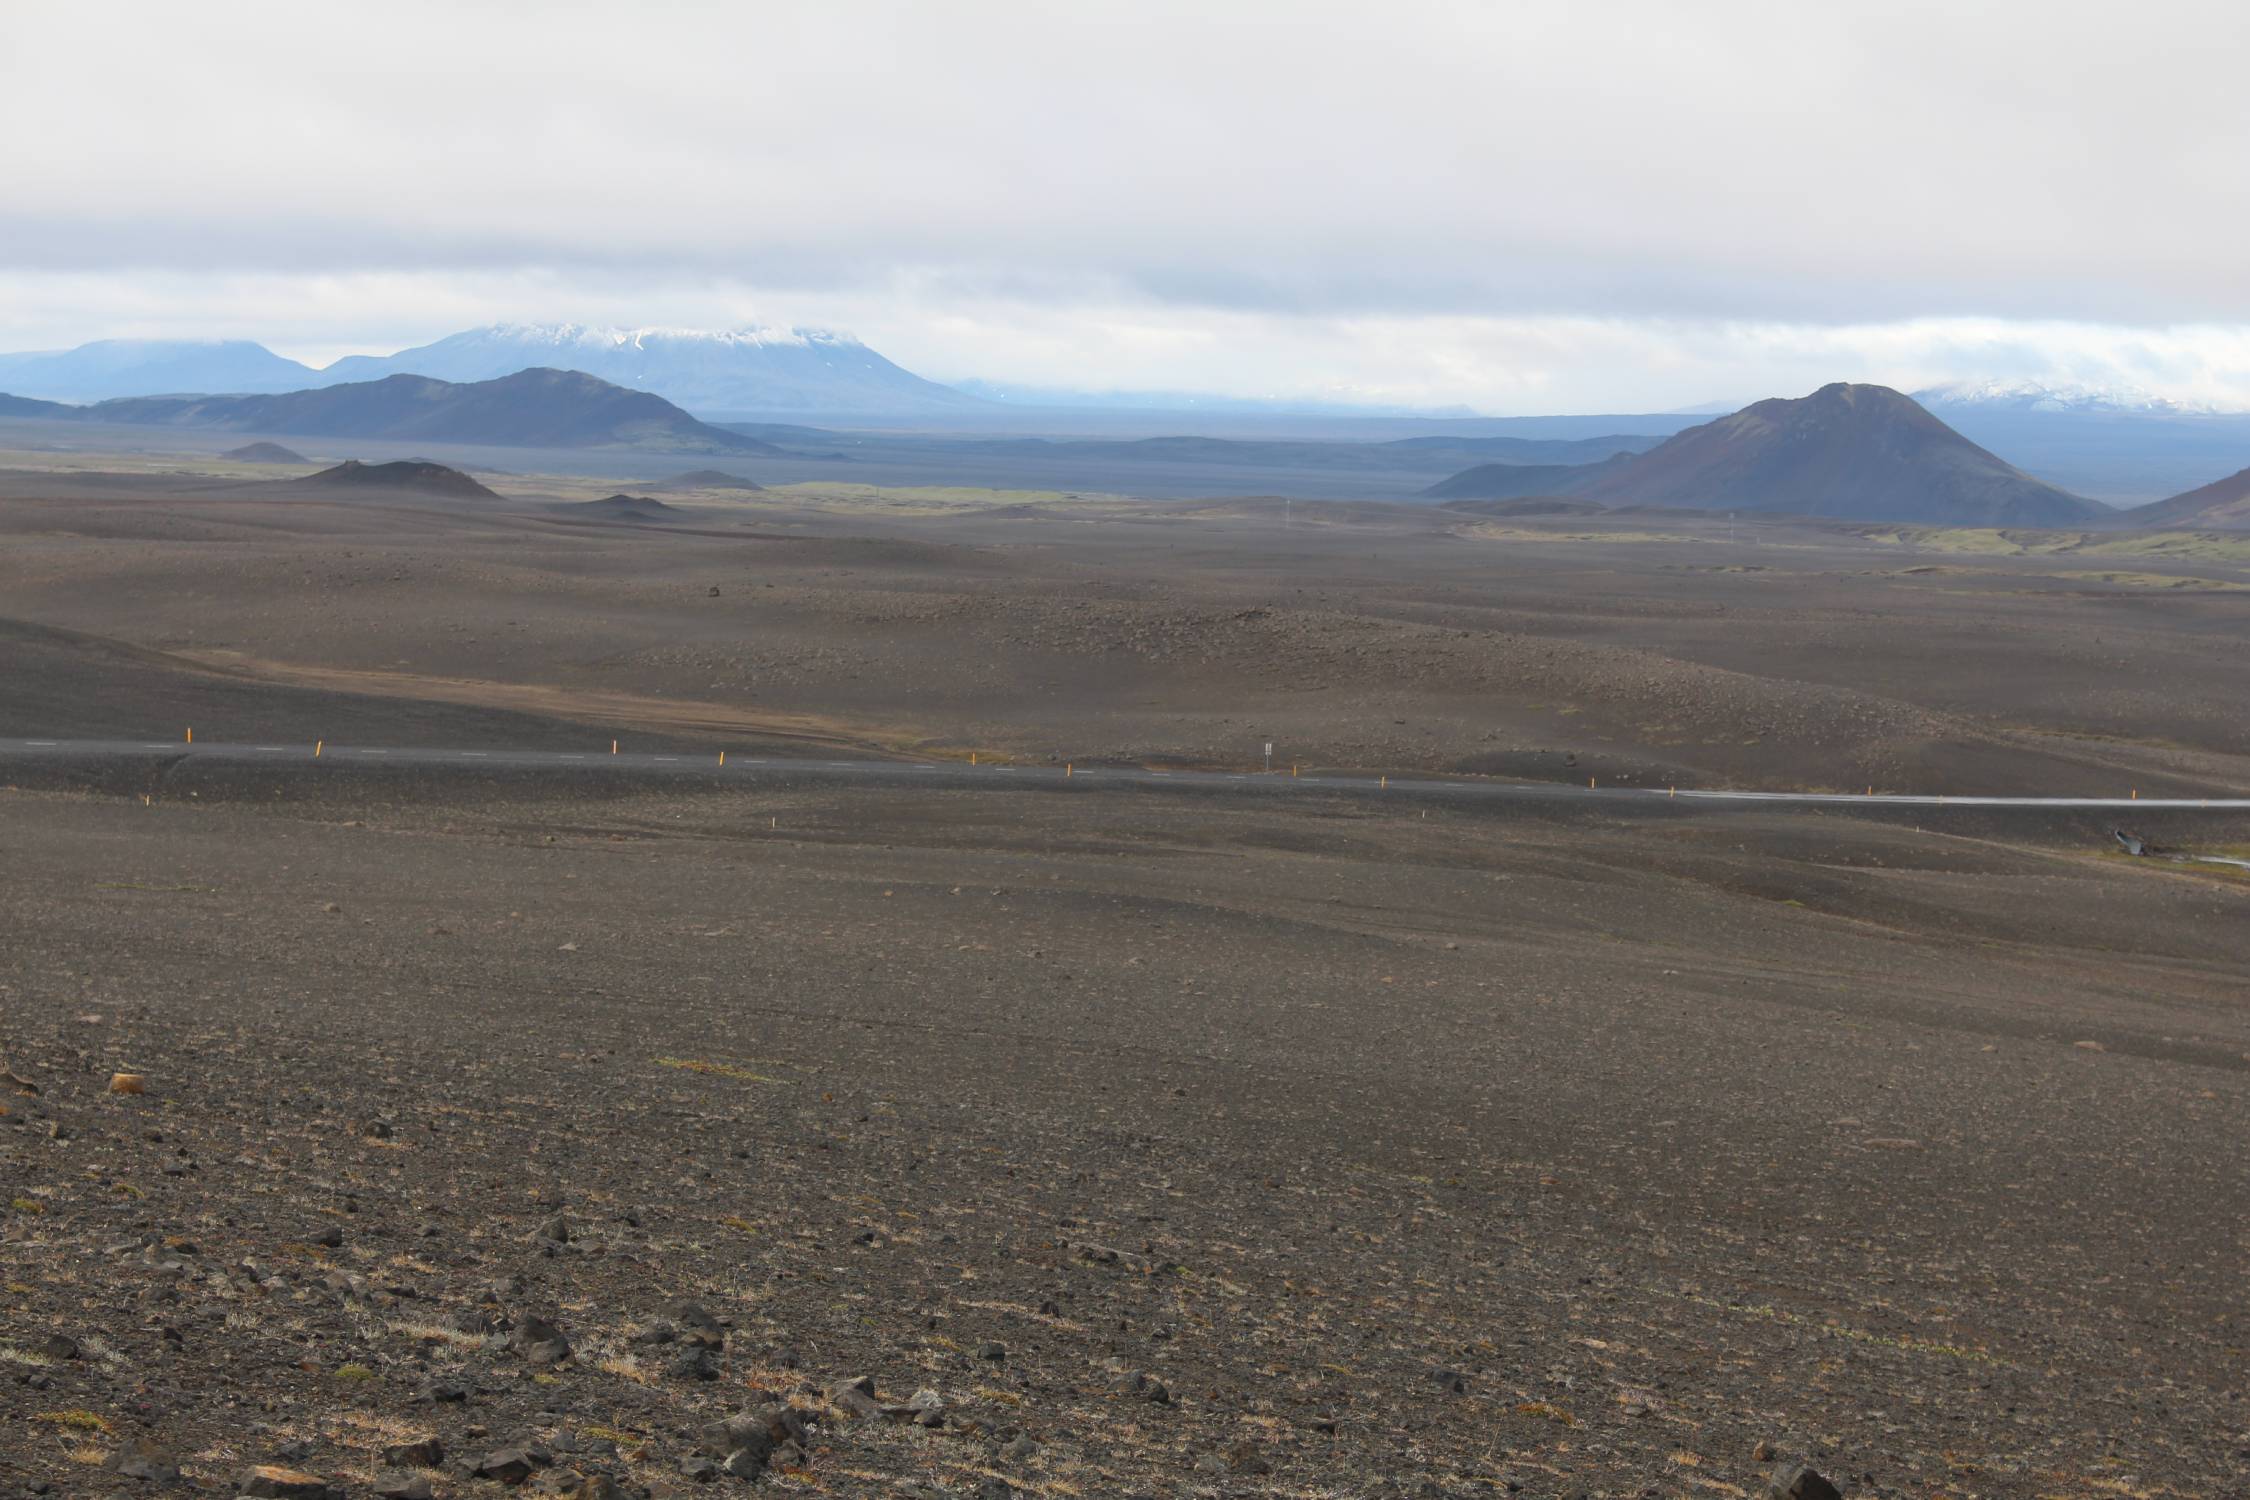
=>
[3,463,2247,1500]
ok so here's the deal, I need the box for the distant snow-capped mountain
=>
[313,324,979,415]
[1913,379,2229,416]
[0,325,979,416]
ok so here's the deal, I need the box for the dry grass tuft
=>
[34,1409,113,1433]
[656,1056,783,1083]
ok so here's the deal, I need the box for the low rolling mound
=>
[85,368,777,454]
[300,459,498,499]
[2132,464,2250,529]
[566,493,683,522]
[649,469,765,492]
[1438,497,1610,518]
[222,441,309,463]
[1423,384,2109,526]
[1577,384,2107,525]
[1421,455,1632,501]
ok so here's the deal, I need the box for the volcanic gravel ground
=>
[5,777,2247,1499]
[5,481,2250,797]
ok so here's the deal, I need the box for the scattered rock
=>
[827,1376,883,1419]
[667,1345,720,1381]
[237,1467,341,1500]
[671,1301,724,1348]
[37,1333,79,1361]
[1069,1240,1153,1272]
[694,1404,809,1475]
[372,1474,433,1500]
[469,1444,553,1485]
[1108,1370,1170,1404]
[975,1340,1007,1362]
[510,1315,573,1366]
[108,1073,146,1095]
[1428,1367,1469,1395]
[105,1438,181,1483]
[380,1438,443,1468]
[1770,1465,1844,1500]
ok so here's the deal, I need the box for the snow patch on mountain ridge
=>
[477,323,862,352]
[1914,378,2234,415]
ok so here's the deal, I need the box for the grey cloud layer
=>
[7,0,2249,323]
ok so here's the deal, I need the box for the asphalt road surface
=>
[5,734,2246,810]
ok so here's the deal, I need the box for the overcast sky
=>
[7,1,2250,412]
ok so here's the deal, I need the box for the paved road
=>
[6,735,2247,811]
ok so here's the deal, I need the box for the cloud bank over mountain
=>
[6,3,2250,413]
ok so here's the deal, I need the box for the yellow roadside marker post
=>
[612,739,619,755]
[315,740,323,757]
[185,727,193,743]
[1066,763,1073,777]
[719,750,726,766]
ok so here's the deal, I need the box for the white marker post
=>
[1264,741,1273,774]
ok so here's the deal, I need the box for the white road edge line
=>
[8,739,2250,810]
